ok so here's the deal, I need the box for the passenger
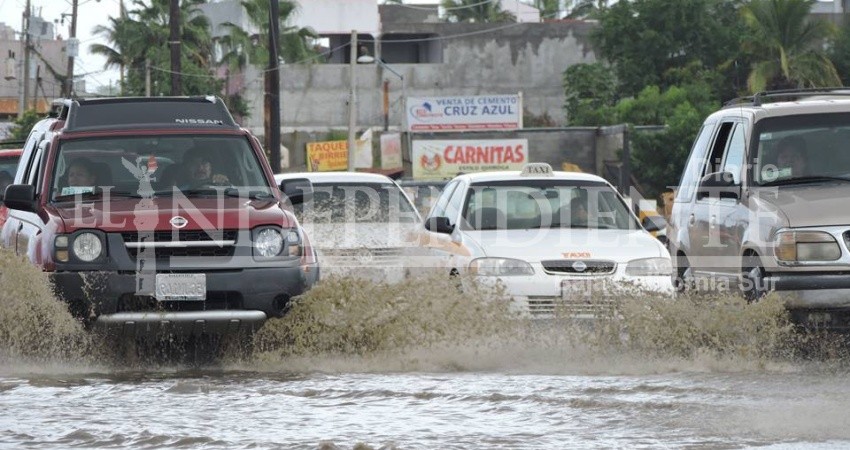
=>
[64,157,97,188]
[570,198,589,227]
[775,135,808,176]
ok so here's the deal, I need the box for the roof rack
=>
[58,96,239,132]
[723,87,850,108]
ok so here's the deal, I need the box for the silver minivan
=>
[668,89,850,330]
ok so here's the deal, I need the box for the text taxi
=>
[422,163,674,317]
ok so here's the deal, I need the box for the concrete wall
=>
[243,21,598,137]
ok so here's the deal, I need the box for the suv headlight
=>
[625,257,672,276]
[469,257,534,276]
[775,231,841,262]
[254,228,283,257]
[71,232,103,262]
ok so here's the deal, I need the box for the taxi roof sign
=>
[521,163,554,176]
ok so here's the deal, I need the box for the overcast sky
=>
[0,0,122,92]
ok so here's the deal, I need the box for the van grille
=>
[540,260,616,275]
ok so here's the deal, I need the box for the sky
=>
[0,0,122,93]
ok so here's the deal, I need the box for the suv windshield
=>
[295,182,419,223]
[754,113,850,185]
[51,135,273,200]
[462,180,637,230]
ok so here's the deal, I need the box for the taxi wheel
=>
[741,252,768,303]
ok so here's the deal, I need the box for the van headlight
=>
[625,257,672,276]
[469,258,534,276]
[775,231,841,262]
[253,228,283,257]
[71,232,103,262]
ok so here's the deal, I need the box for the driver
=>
[183,148,230,187]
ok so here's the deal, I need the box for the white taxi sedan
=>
[422,163,674,317]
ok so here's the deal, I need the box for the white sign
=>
[380,133,402,170]
[406,94,523,132]
[412,139,529,179]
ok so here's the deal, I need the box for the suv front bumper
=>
[51,266,311,332]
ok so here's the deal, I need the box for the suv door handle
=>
[688,214,695,226]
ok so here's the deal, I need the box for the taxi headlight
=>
[254,228,284,257]
[469,258,534,276]
[625,257,672,276]
[71,232,103,262]
[775,231,841,262]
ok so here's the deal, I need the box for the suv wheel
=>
[674,254,695,294]
[741,252,768,303]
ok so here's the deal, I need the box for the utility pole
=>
[145,59,151,97]
[19,0,31,115]
[267,0,281,173]
[63,0,78,98]
[347,30,357,172]
[169,0,181,95]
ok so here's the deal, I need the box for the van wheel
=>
[674,254,695,294]
[742,252,768,303]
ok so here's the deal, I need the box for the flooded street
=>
[3,255,850,449]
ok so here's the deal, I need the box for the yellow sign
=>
[306,140,348,171]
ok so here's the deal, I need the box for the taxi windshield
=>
[754,113,850,185]
[294,182,420,224]
[51,135,273,201]
[462,180,637,230]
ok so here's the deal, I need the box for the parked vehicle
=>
[0,148,24,229]
[397,179,448,218]
[275,171,422,282]
[668,88,850,330]
[422,163,673,317]
[0,96,317,337]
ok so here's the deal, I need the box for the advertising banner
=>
[412,139,529,179]
[306,140,347,171]
[406,94,523,132]
[380,133,403,170]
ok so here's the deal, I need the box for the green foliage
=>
[829,17,850,87]
[441,0,516,23]
[8,110,43,142]
[593,0,747,99]
[563,63,618,126]
[742,0,840,91]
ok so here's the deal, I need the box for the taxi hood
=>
[463,228,667,263]
[53,197,295,232]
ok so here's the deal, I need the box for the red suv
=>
[0,97,318,336]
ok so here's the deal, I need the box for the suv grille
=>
[121,230,238,243]
[116,292,243,313]
[121,229,238,259]
[541,259,616,275]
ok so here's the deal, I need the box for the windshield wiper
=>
[761,175,850,186]
[53,190,143,201]
[223,187,274,200]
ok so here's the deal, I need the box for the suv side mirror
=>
[279,178,313,205]
[641,215,666,233]
[697,171,740,200]
[425,216,454,234]
[3,184,36,212]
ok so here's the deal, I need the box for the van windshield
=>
[753,113,850,185]
[51,135,273,200]
[462,180,637,230]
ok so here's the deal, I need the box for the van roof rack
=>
[56,96,239,132]
[723,87,850,108]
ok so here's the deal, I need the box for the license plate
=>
[155,274,206,301]
[561,279,595,301]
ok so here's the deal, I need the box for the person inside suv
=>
[160,148,230,189]
[774,135,808,177]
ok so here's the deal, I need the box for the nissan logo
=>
[170,216,188,229]
[572,260,588,272]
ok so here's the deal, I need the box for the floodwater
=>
[3,251,850,449]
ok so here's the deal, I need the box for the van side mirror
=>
[279,178,313,205]
[425,216,454,234]
[697,171,740,200]
[3,184,36,212]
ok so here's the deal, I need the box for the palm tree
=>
[742,0,840,92]
[441,0,516,23]
[89,0,217,96]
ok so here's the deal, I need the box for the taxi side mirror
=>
[280,178,313,205]
[425,216,454,234]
